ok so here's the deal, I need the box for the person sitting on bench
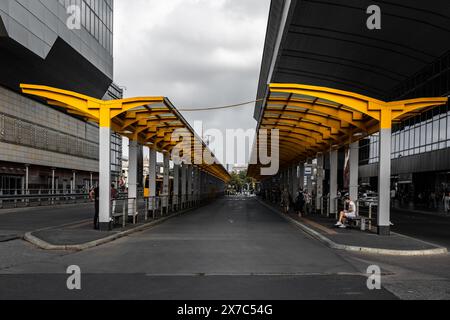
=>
[335,197,356,229]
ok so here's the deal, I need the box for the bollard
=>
[122,199,126,228]
[133,198,137,224]
[144,198,148,221]
[361,217,366,231]
[152,197,156,220]
[327,197,330,218]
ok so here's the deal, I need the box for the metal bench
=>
[347,214,375,231]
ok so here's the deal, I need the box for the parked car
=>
[359,191,378,207]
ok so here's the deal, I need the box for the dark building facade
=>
[0,0,121,195]
[254,0,450,212]
[359,51,450,211]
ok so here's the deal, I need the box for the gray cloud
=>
[114,0,270,146]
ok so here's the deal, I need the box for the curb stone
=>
[24,207,194,251]
[257,198,448,256]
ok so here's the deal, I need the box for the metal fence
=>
[0,189,92,209]
[108,193,222,228]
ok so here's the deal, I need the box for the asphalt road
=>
[391,209,450,249]
[0,203,94,237]
[0,197,396,300]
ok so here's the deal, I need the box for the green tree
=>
[228,170,254,193]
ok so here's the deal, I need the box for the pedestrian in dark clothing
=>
[294,189,305,217]
[93,186,100,230]
[281,188,290,214]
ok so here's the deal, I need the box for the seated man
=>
[335,197,357,229]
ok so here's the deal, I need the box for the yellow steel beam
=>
[269,83,384,120]
[267,98,367,128]
[266,102,366,130]
[262,123,338,142]
[250,84,447,180]
[20,84,230,182]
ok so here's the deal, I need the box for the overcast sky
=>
[113,0,270,164]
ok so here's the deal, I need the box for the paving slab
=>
[259,199,447,256]
[303,215,439,251]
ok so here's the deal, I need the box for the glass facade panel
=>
[59,0,113,54]
[360,102,450,165]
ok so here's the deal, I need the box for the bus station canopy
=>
[20,84,230,183]
[248,83,448,180]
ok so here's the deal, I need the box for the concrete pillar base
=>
[377,226,390,236]
[99,222,112,231]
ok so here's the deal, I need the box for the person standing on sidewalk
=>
[93,186,100,230]
[281,188,290,214]
[430,191,437,210]
[444,192,450,214]
[390,189,396,208]
[111,183,118,215]
[305,191,312,215]
[294,189,305,217]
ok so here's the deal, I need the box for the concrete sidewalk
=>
[24,206,200,251]
[258,199,448,256]
[0,203,94,242]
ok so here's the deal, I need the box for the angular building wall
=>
[0,0,113,97]
[0,0,119,193]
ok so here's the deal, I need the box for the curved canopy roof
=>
[248,83,448,180]
[20,84,230,183]
[255,0,450,121]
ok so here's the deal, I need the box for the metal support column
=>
[291,164,298,197]
[378,128,392,235]
[25,165,29,194]
[51,168,55,205]
[181,164,187,208]
[329,149,338,217]
[349,141,359,202]
[72,171,76,193]
[194,167,199,205]
[173,164,180,211]
[149,148,157,213]
[299,162,305,191]
[99,126,111,231]
[187,165,193,207]
[128,140,139,216]
[306,159,313,193]
[162,152,170,212]
[316,153,324,211]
